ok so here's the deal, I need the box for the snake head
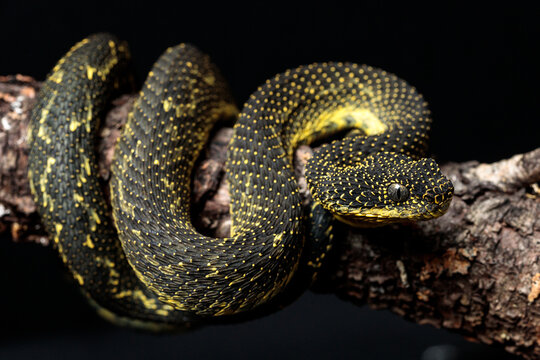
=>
[306,152,454,227]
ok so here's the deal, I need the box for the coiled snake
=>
[28,33,453,329]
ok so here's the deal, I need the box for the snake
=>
[27,33,453,329]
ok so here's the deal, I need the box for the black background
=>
[0,2,537,359]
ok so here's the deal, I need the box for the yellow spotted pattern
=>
[28,34,197,330]
[28,33,454,325]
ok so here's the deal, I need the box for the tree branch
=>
[1,75,538,359]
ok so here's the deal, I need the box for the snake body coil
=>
[28,34,196,329]
[28,34,453,327]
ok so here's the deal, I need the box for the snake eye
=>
[388,183,409,202]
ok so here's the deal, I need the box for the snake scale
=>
[28,33,453,329]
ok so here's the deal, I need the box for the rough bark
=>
[1,76,538,359]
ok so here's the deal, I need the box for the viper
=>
[28,33,453,329]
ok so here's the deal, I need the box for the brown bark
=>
[1,76,539,359]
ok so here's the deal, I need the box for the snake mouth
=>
[334,202,452,227]
[330,183,454,227]
[333,207,429,227]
